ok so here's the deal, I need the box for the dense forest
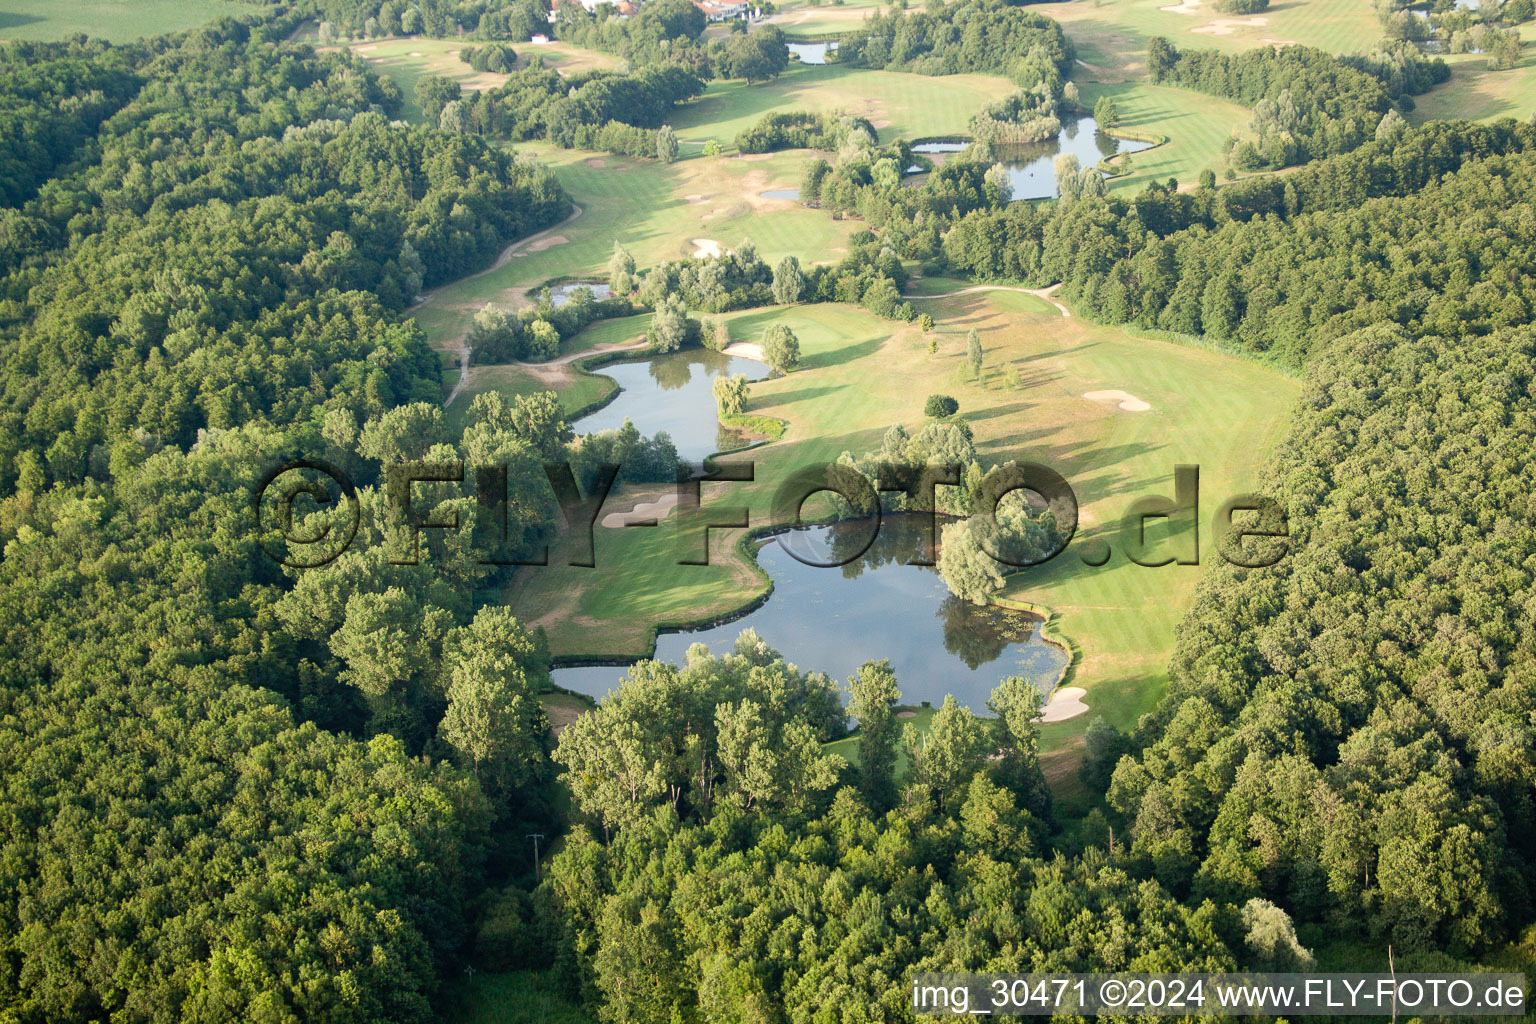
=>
[836,0,1074,80]
[0,18,575,1023]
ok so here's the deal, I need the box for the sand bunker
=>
[585,157,606,168]
[897,710,917,719]
[1192,16,1268,32]
[520,234,568,254]
[1040,687,1089,723]
[692,238,722,258]
[600,492,681,528]
[722,341,765,361]
[408,50,423,56]
[684,193,709,204]
[733,153,773,162]
[1160,0,1201,12]
[1084,389,1151,412]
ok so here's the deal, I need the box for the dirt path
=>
[413,204,585,312]
[414,205,586,408]
[912,283,1072,317]
[447,338,652,409]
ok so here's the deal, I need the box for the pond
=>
[548,281,612,306]
[787,40,839,64]
[574,348,771,463]
[912,117,1158,200]
[996,115,1156,199]
[551,516,1071,711]
[760,188,802,200]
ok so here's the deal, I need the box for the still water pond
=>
[574,349,770,463]
[787,40,839,64]
[913,116,1157,199]
[548,280,612,306]
[552,517,1070,710]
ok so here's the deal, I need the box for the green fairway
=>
[769,2,892,39]
[503,291,1297,780]
[1079,81,1252,190]
[409,145,859,373]
[1050,0,1383,66]
[670,62,1017,146]
[0,0,263,42]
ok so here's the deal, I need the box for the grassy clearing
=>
[504,291,1296,780]
[0,0,262,42]
[540,691,596,740]
[447,971,586,1024]
[825,705,938,776]
[1407,24,1536,124]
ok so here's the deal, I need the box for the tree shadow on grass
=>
[0,11,42,30]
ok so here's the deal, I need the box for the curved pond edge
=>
[560,345,785,456]
[987,595,1080,703]
[546,520,1078,721]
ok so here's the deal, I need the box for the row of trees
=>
[301,0,551,41]
[413,62,706,156]
[733,110,879,154]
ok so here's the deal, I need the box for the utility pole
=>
[527,833,545,881]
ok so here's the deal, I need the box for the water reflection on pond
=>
[548,281,611,306]
[787,40,839,64]
[574,348,770,463]
[912,117,1157,199]
[552,516,1070,711]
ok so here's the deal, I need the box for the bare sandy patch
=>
[1192,16,1268,33]
[722,341,765,361]
[601,491,681,528]
[1084,389,1151,412]
[1040,686,1089,723]
[522,234,568,254]
[692,238,722,258]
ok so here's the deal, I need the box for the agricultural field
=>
[0,0,261,41]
